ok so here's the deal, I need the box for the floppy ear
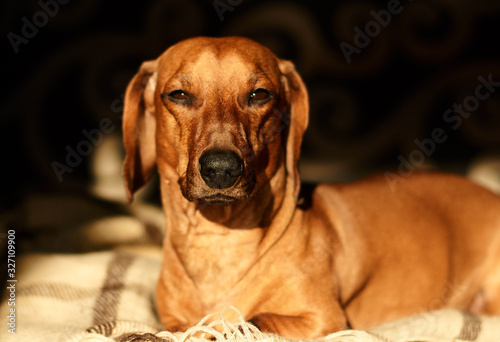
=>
[279,60,309,198]
[123,60,158,202]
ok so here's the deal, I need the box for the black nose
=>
[199,150,243,189]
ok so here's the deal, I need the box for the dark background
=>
[1,0,500,211]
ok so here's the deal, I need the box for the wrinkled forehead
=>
[156,38,281,85]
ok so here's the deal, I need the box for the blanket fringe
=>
[71,307,383,342]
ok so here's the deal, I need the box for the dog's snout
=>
[199,150,243,189]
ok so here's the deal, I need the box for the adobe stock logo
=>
[51,94,124,182]
[51,119,116,182]
[212,0,243,21]
[7,0,71,54]
[339,0,412,64]
[385,74,500,191]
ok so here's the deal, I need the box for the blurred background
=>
[1,0,500,212]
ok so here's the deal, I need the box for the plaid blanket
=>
[1,245,500,342]
[1,192,500,342]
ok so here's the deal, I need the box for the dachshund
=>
[122,36,500,339]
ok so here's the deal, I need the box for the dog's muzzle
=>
[198,149,243,189]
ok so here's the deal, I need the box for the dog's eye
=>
[248,89,273,105]
[164,90,191,105]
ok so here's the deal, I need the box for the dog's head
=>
[123,37,308,207]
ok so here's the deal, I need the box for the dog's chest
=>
[174,229,262,304]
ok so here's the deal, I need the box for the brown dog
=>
[122,36,500,339]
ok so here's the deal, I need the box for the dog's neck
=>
[158,163,298,293]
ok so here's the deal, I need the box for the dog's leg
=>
[249,310,349,339]
[478,263,500,314]
[468,241,500,315]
